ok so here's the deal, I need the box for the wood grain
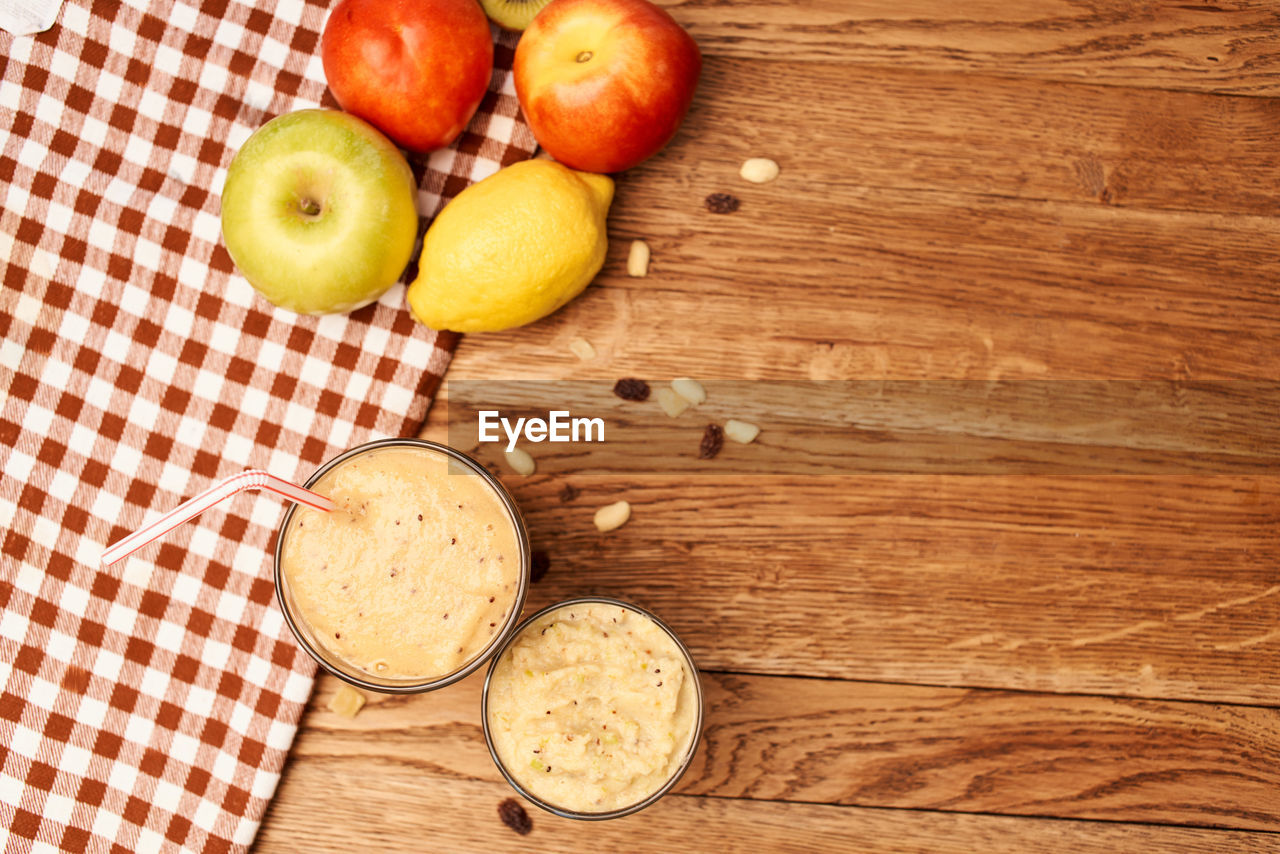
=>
[402,466,1280,706]
[447,379,1280,476]
[426,199,1280,382]
[283,672,1280,830]
[415,52,1280,384]
[668,57,1280,217]
[264,0,1280,848]
[659,0,1280,96]
[257,766,1280,853]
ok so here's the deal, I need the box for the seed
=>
[594,500,631,533]
[739,157,780,184]
[655,387,690,417]
[569,337,596,361]
[671,378,706,406]
[627,239,650,277]
[504,448,536,476]
[724,419,761,444]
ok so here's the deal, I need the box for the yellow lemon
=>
[407,159,614,332]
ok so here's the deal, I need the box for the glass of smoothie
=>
[274,438,529,693]
[482,596,703,819]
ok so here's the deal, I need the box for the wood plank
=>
[256,763,1280,853]
[284,672,1280,830]
[660,0,1280,97]
[424,207,1280,384]
[415,57,1280,384]
[422,190,1280,385]
[414,52,1280,703]
[446,379,1280,476]
[666,56,1280,217]
[400,440,1280,704]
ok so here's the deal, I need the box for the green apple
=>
[220,109,418,315]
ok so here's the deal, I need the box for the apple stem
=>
[575,50,593,63]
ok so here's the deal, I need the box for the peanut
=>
[504,448,536,476]
[724,419,761,444]
[656,387,690,417]
[739,157,780,184]
[627,240,651,277]
[671,378,706,406]
[328,684,367,718]
[593,500,631,532]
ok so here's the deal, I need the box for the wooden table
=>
[257,2,1280,850]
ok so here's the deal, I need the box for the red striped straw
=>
[101,469,334,567]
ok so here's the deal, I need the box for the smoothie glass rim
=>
[274,437,531,695]
[481,595,705,820]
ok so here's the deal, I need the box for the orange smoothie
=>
[280,445,521,681]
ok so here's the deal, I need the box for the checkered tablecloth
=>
[0,2,536,851]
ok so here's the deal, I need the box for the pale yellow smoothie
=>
[280,445,522,681]
[486,602,700,813]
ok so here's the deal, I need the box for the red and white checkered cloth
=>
[0,2,535,851]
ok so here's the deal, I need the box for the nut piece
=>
[671,378,706,406]
[504,448,536,476]
[724,419,761,444]
[568,337,596,361]
[613,378,650,401]
[498,798,533,835]
[328,684,366,719]
[705,192,740,214]
[740,157,780,184]
[655,387,691,417]
[627,240,651,277]
[699,424,725,459]
[593,500,631,533]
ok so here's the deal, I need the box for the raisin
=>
[498,798,532,836]
[613,378,650,401]
[704,192,740,214]
[699,423,725,459]
[531,550,551,583]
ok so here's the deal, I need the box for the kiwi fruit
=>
[480,0,554,31]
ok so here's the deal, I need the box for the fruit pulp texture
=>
[282,447,521,680]
[487,603,699,813]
